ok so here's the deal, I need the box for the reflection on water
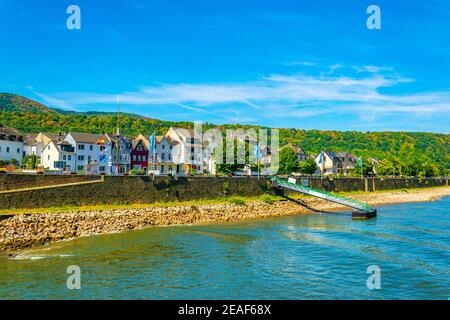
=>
[0,197,449,300]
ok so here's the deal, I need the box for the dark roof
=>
[43,133,65,141]
[283,143,305,154]
[323,151,341,160]
[338,152,357,160]
[0,126,24,142]
[24,133,38,146]
[69,132,102,144]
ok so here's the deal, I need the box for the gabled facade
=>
[165,127,204,174]
[96,133,132,175]
[65,132,103,174]
[148,135,183,174]
[0,125,24,165]
[29,132,65,158]
[338,152,357,174]
[41,140,76,172]
[315,151,357,176]
[131,134,149,172]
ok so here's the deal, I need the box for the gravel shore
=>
[1,187,449,253]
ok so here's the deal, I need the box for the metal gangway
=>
[271,176,377,218]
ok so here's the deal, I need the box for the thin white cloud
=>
[32,67,450,126]
[286,61,317,67]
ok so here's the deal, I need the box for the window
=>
[162,154,165,160]
[100,146,105,151]
[88,156,92,162]
[138,155,141,161]
[133,155,136,161]
[68,155,72,160]
[162,145,165,150]
[6,147,10,153]
[89,145,93,151]
[142,155,146,161]
[48,155,50,160]
[63,155,66,160]
[169,154,172,161]
[100,166,106,172]
[78,144,85,150]
[78,155,85,161]
[77,165,84,171]
[17,148,20,154]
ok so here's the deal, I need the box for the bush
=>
[228,197,245,205]
[260,194,274,204]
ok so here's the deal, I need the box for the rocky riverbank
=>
[1,186,449,254]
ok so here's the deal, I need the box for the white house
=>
[165,127,204,174]
[315,151,357,176]
[0,125,24,165]
[149,135,183,174]
[41,139,76,172]
[24,132,65,158]
[65,132,102,174]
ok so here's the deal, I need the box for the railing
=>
[271,176,372,211]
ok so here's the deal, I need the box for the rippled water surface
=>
[1,197,449,299]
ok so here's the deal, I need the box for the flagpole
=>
[360,156,364,180]
[320,152,324,181]
[257,148,260,181]
[151,132,156,181]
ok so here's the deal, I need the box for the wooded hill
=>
[1,93,449,171]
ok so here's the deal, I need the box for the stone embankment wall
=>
[309,177,448,192]
[0,174,447,210]
[0,174,98,192]
[0,175,273,209]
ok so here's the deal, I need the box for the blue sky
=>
[1,0,449,132]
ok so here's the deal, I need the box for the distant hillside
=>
[1,93,449,169]
[0,93,55,113]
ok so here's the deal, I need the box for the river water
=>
[1,197,449,300]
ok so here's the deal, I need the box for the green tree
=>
[278,147,299,174]
[30,154,37,169]
[298,159,318,175]
[376,159,396,176]
[353,158,374,176]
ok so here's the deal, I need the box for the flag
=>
[318,152,323,164]
[254,145,261,160]
[99,145,109,163]
[358,156,363,167]
[149,133,155,154]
